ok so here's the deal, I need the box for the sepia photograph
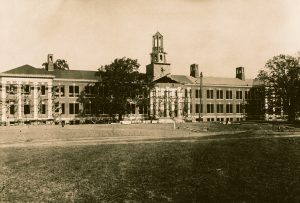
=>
[0,0,300,202]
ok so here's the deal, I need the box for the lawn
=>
[1,134,300,202]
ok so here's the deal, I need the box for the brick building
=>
[0,32,264,124]
[0,54,99,124]
[148,32,262,122]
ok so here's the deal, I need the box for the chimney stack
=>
[47,54,54,71]
[190,64,199,78]
[236,67,245,80]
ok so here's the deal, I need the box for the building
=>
[0,32,264,125]
[148,32,261,122]
[0,54,99,125]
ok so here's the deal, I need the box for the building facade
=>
[0,32,264,124]
[148,32,261,122]
[0,54,99,124]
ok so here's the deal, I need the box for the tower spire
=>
[146,32,171,80]
[151,32,167,63]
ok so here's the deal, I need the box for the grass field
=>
[0,124,300,202]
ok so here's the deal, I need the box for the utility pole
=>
[199,72,203,122]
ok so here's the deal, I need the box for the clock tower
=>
[146,32,171,80]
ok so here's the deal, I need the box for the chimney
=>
[47,54,54,71]
[236,67,245,80]
[190,64,199,77]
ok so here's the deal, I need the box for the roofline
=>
[187,83,254,88]
[53,78,99,82]
[0,73,55,78]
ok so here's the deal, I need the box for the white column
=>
[187,87,191,116]
[177,87,182,118]
[33,82,38,119]
[171,89,175,118]
[1,81,6,122]
[47,83,53,119]
[17,82,22,120]
[155,88,159,117]
[166,87,169,117]
[150,90,153,116]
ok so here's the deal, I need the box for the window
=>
[139,105,147,114]
[185,89,188,97]
[207,104,214,113]
[7,85,17,94]
[85,86,94,97]
[236,104,243,113]
[41,104,46,114]
[217,104,224,113]
[190,104,192,113]
[69,86,73,97]
[152,90,156,97]
[69,103,79,114]
[60,86,65,97]
[61,103,65,114]
[236,90,243,99]
[10,104,15,115]
[226,104,233,113]
[23,85,31,95]
[195,89,201,98]
[69,86,79,97]
[207,90,213,99]
[195,104,203,113]
[245,91,250,100]
[226,90,232,99]
[217,90,223,99]
[24,105,30,114]
[41,85,46,95]
[54,102,59,113]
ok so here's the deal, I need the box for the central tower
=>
[146,32,171,80]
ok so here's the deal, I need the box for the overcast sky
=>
[1,0,300,78]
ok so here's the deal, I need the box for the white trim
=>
[53,78,98,82]
[0,73,55,78]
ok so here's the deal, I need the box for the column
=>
[1,81,6,122]
[187,87,191,117]
[165,87,169,117]
[177,87,182,118]
[155,88,159,117]
[150,90,153,116]
[171,89,175,118]
[33,82,38,119]
[48,82,53,119]
[17,82,22,120]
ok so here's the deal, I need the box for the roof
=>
[52,69,99,81]
[154,74,256,87]
[3,64,53,76]
[1,64,99,81]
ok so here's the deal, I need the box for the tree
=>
[42,59,69,70]
[257,54,300,122]
[96,57,153,120]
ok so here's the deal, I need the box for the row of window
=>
[153,89,251,100]
[5,85,88,98]
[193,103,244,114]
[9,103,82,115]
[207,117,242,122]
[195,89,249,100]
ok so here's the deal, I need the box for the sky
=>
[0,0,300,79]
